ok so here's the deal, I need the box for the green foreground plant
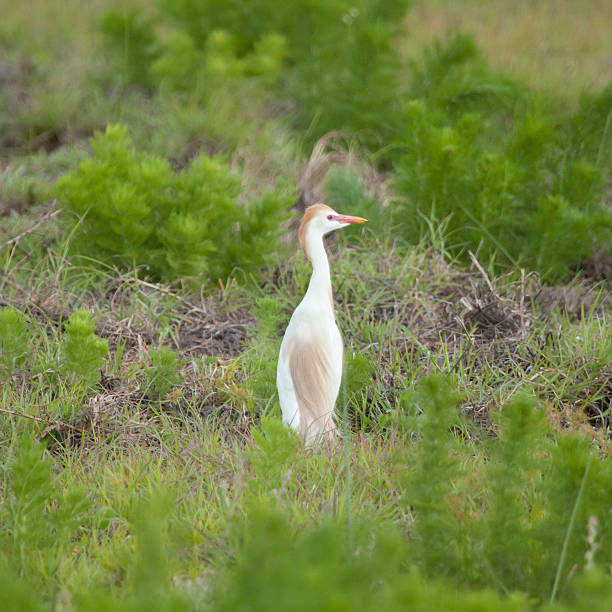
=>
[1,371,612,610]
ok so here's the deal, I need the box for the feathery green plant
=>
[85,6,612,280]
[100,0,411,147]
[399,375,465,576]
[60,308,108,388]
[538,434,612,602]
[392,67,612,279]
[213,507,535,612]
[0,557,45,612]
[238,296,285,415]
[99,9,159,89]
[0,307,32,375]
[55,124,292,285]
[144,346,185,399]
[483,395,550,594]
[249,416,300,493]
[1,435,87,588]
[323,165,384,233]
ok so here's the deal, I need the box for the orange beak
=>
[332,214,368,224]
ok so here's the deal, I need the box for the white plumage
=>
[277,203,367,444]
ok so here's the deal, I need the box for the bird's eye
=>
[327,214,333,220]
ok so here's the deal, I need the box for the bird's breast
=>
[281,306,342,375]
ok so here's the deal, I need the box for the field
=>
[1,0,611,610]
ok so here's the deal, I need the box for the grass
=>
[1,0,612,609]
[0,237,611,608]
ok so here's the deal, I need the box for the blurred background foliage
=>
[1,0,610,284]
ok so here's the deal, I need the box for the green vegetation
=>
[0,0,611,609]
[144,346,185,399]
[56,124,291,284]
[0,306,32,373]
[0,305,108,393]
[388,35,612,278]
[60,309,109,388]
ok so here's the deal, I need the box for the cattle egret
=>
[276,203,367,444]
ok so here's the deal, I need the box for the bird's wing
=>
[287,331,336,443]
[277,352,300,429]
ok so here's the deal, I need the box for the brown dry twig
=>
[0,201,61,252]
[0,406,46,422]
[468,250,498,298]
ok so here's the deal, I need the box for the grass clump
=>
[55,124,292,285]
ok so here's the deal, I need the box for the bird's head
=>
[298,203,367,257]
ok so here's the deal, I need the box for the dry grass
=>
[297,131,393,210]
[402,0,612,100]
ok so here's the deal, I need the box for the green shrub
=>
[96,10,611,280]
[536,433,612,601]
[526,193,611,276]
[280,0,409,146]
[150,31,205,93]
[214,509,532,612]
[568,82,612,166]
[392,77,612,280]
[482,395,550,595]
[55,124,292,285]
[2,435,87,583]
[409,33,521,124]
[323,165,383,232]
[390,377,612,603]
[249,416,300,492]
[150,29,288,95]
[144,346,185,399]
[100,3,290,97]
[400,375,465,576]
[0,306,109,394]
[0,307,32,375]
[237,296,285,415]
[99,1,411,147]
[60,308,108,388]
[0,557,45,612]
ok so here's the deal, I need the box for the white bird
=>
[277,203,367,444]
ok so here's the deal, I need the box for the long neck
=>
[304,231,333,310]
